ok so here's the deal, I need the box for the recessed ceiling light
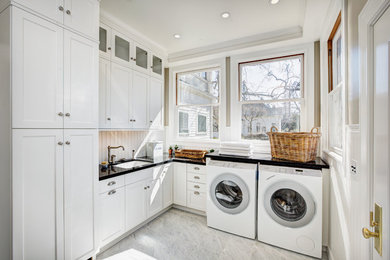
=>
[221,12,230,19]
[269,0,280,4]
[173,34,181,39]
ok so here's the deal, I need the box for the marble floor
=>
[97,208,328,260]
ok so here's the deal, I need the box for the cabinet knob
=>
[107,181,116,186]
[194,191,200,195]
[144,187,147,190]
[108,190,116,195]
[194,167,200,170]
[150,120,153,123]
[150,66,153,69]
[108,47,111,50]
[65,141,71,145]
[194,176,200,180]
[107,117,111,121]
[194,185,200,189]
[58,6,64,11]
[58,141,63,146]
[147,186,150,189]
[66,10,71,15]
[65,113,70,117]
[58,112,64,117]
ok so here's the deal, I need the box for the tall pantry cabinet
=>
[0,1,100,259]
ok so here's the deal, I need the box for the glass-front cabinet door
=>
[99,23,111,60]
[151,54,163,78]
[133,44,149,74]
[112,29,132,67]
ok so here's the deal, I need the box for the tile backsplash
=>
[99,130,164,163]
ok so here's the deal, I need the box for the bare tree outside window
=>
[239,55,303,140]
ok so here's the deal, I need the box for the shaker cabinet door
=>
[14,0,64,23]
[64,31,98,128]
[131,71,149,129]
[149,78,163,129]
[12,8,64,129]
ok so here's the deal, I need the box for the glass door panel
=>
[99,27,107,53]
[135,46,148,69]
[152,55,163,75]
[115,35,130,62]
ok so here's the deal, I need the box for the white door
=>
[110,63,131,128]
[12,8,64,129]
[133,42,149,75]
[147,178,163,218]
[173,163,187,206]
[63,0,99,40]
[125,181,147,230]
[132,71,148,129]
[111,29,132,67]
[149,78,163,129]
[99,23,112,60]
[162,163,173,208]
[64,30,98,129]
[99,187,126,246]
[99,58,111,128]
[64,129,98,260]
[12,129,64,260]
[14,0,64,23]
[371,6,390,259]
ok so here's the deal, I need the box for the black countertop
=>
[205,152,329,170]
[99,154,206,181]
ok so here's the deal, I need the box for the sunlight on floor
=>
[100,248,156,260]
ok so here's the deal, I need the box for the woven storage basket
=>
[267,126,321,162]
[174,149,208,159]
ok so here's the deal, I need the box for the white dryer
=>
[258,165,322,258]
[207,160,257,239]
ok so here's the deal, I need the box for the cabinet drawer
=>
[187,181,206,193]
[187,172,206,184]
[125,168,153,185]
[186,164,206,175]
[99,176,125,194]
[187,190,206,212]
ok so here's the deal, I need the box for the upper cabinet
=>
[99,23,165,79]
[13,0,99,40]
[12,8,98,129]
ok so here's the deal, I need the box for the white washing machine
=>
[258,165,322,258]
[207,160,257,239]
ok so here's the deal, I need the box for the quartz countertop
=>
[99,154,206,181]
[205,151,329,170]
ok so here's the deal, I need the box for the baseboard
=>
[172,204,207,216]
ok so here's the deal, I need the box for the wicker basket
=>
[267,126,321,162]
[174,149,208,159]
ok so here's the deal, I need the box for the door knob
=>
[362,228,379,239]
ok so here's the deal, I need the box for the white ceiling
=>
[100,0,331,55]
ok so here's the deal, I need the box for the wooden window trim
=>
[327,11,342,93]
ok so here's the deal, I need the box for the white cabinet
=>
[12,9,98,129]
[99,187,125,246]
[111,29,132,67]
[63,0,99,40]
[173,163,187,207]
[150,53,163,79]
[13,0,99,39]
[99,23,111,60]
[133,42,149,74]
[63,129,98,260]
[147,178,163,217]
[110,63,132,128]
[149,78,164,129]
[12,8,64,129]
[187,190,207,211]
[131,71,148,129]
[64,31,98,128]
[12,129,64,260]
[12,129,99,260]
[99,58,111,128]
[125,180,148,230]
[161,163,173,208]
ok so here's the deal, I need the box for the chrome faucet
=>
[108,145,125,164]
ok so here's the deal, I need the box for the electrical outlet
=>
[350,160,358,175]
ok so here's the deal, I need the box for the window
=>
[328,12,343,151]
[197,114,207,134]
[176,67,220,139]
[179,111,189,135]
[239,54,304,140]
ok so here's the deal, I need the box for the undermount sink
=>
[115,160,152,169]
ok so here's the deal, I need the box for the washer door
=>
[264,180,315,228]
[210,173,250,215]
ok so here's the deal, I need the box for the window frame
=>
[175,66,221,140]
[238,53,305,141]
[196,113,208,135]
[178,111,189,136]
[327,11,342,93]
